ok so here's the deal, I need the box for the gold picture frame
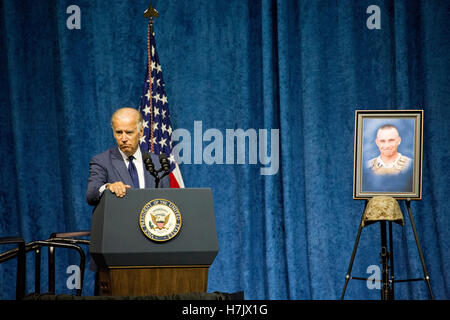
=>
[353,110,423,200]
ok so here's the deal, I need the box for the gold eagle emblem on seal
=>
[139,199,182,242]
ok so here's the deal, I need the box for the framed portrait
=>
[353,110,423,200]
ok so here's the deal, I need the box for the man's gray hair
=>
[110,107,143,131]
[378,124,398,131]
[376,124,400,138]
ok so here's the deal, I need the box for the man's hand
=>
[106,181,131,198]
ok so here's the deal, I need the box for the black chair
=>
[47,231,90,296]
[26,239,87,297]
[0,236,26,300]
[1,237,86,299]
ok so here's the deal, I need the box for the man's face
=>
[375,128,401,158]
[112,114,143,157]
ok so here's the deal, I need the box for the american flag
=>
[138,27,184,188]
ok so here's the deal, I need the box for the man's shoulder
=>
[397,154,412,170]
[90,147,118,162]
[367,157,378,168]
[398,154,412,163]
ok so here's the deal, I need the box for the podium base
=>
[97,266,209,296]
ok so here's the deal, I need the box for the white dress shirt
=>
[99,147,146,194]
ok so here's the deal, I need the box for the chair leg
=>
[47,231,90,296]
[16,241,26,300]
[48,246,55,294]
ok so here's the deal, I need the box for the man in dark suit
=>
[86,107,169,206]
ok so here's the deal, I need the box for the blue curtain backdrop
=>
[1,0,449,300]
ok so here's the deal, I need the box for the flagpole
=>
[144,4,159,153]
[140,4,185,188]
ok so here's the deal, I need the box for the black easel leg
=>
[341,200,368,300]
[405,200,434,299]
[388,221,395,300]
[380,221,391,300]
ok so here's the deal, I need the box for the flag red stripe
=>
[169,172,180,188]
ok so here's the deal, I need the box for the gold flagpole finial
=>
[144,4,159,19]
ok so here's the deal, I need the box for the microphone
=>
[142,152,156,174]
[159,153,171,173]
[143,152,170,188]
[143,152,161,188]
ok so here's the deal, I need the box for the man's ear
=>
[375,138,380,148]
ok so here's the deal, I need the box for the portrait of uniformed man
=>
[367,124,412,175]
[361,120,415,193]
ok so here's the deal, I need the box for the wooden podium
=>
[97,266,209,296]
[90,189,218,296]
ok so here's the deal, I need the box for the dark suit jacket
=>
[86,147,169,206]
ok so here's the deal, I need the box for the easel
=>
[341,198,434,300]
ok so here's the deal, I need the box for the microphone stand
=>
[144,156,170,188]
[153,168,170,188]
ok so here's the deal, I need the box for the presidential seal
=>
[139,199,182,242]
